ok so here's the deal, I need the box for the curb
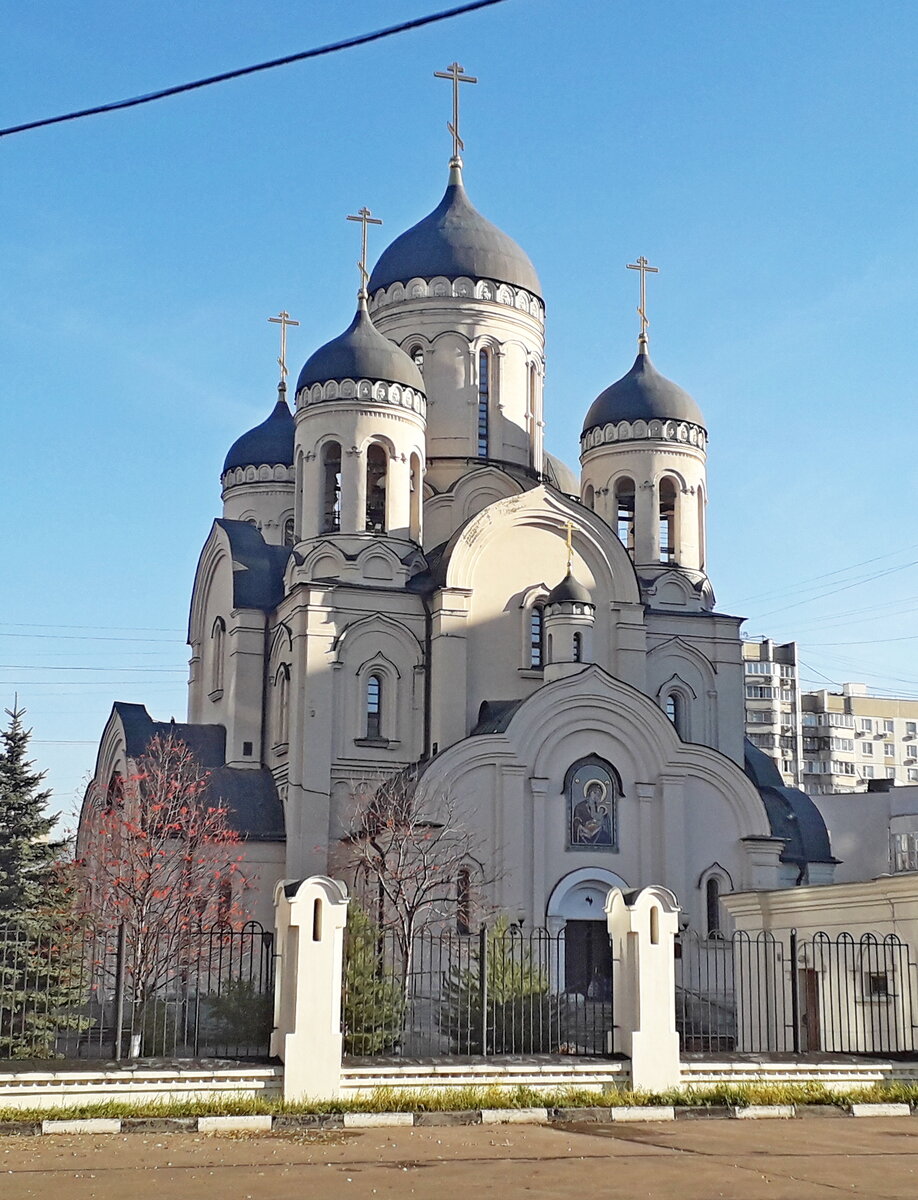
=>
[0,1102,916,1135]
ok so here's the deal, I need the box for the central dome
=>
[295,300,425,394]
[368,164,541,298]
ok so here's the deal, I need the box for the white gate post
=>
[606,885,681,1093]
[271,875,349,1101]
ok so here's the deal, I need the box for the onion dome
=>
[546,569,593,607]
[295,297,424,394]
[581,345,704,437]
[223,388,294,473]
[368,162,541,298]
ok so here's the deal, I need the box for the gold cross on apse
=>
[564,520,575,573]
[626,256,659,346]
[347,206,383,295]
[434,61,477,162]
[268,310,299,382]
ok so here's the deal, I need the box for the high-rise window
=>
[615,478,635,551]
[321,442,342,533]
[659,477,677,563]
[477,349,490,457]
[366,444,387,532]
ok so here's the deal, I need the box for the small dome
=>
[542,451,579,496]
[368,164,541,298]
[582,347,705,436]
[546,569,593,607]
[295,300,424,394]
[223,394,294,474]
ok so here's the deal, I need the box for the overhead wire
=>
[0,0,511,139]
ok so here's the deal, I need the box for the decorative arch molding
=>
[269,622,293,662]
[368,277,545,324]
[656,671,698,702]
[331,612,423,666]
[299,540,348,580]
[441,486,641,606]
[648,637,716,685]
[188,524,235,649]
[696,860,734,892]
[296,378,426,417]
[546,866,631,924]
[580,418,707,452]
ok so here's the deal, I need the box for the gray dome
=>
[368,164,541,298]
[223,393,294,474]
[542,451,579,496]
[546,570,593,607]
[295,300,424,394]
[582,348,705,436]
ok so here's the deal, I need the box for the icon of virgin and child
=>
[569,766,616,846]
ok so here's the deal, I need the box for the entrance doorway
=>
[565,919,612,999]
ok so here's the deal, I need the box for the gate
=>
[676,928,918,1054]
[342,922,614,1057]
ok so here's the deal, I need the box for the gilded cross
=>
[347,206,383,296]
[626,256,659,346]
[564,520,575,573]
[434,61,477,162]
[268,310,300,382]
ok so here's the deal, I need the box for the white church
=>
[82,77,836,960]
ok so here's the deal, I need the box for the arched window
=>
[706,876,722,938]
[366,444,387,532]
[321,442,342,533]
[105,771,124,812]
[615,477,635,552]
[659,477,677,563]
[582,483,594,511]
[409,344,424,373]
[275,664,290,745]
[573,632,583,663]
[527,362,537,467]
[697,484,706,570]
[283,516,295,546]
[664,692,684,736]
[565,756,620,850]
[366,674,383,739]
[529,604,544,668]
[409,452,422,542]
[477,348,490,457]
[457,868,472,935]
[211,618,225,697]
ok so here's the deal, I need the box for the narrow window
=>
[706,877,722,937]
[457,868,472,935]
[650,906,660,945]
[665,693,683,736]
[312,898,323,942]
[366,674,382,739]
[477,348,490,457]
[573,632,583,662]
[321,442,342,533]
[615,477,635,552]
[283,516,295,546]
[211,618,225,696]
[409,344,424,373]
[583,483,594,511]
[276,664,290,745]
[366,444,387,532]
[659,477,677,563]
[530,605,544,668]
[527,362,537,466]
[409,452,422,542]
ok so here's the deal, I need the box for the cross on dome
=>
[434,61,477,165]
[347,206,383,298]
[267,310,299,384]
[626,256,659,351]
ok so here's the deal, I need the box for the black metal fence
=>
[342,923,614,1058]
[0,919,275,1061]
[677,928,918,1055]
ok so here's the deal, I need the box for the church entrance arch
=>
[547,868,629,999]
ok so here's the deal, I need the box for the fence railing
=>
[342,923,614,1058]
[676,928,918,1055]
[0,919,275,1061]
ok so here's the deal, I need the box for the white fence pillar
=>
[606,885,681,1092]
[271,875,349,1101]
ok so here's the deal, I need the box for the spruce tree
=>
[0,704,72,1057]
[0,704,65,920]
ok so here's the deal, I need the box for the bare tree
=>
[338,770,494,994]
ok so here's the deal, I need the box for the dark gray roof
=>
[368,164,542,298]
[295,300,424,393]
[215,519,290,611]
[546,570,593,606]
[471,699,525,735]
[582,347,705,435]
[109,704,284,841]
[222,392,294,474]
[542,451,579,496]
[744,740,834,866]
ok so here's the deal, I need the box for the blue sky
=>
[1,1,917,816]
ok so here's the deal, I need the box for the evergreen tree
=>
[0,704,75,1058]
[342,904,404,1055]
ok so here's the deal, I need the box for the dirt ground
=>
[2,1118,917,1200]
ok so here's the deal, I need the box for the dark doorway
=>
[799,968,821,1050]
[565,920,612,999]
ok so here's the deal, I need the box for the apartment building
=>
[800,683,918,795]
[742,639,802,787]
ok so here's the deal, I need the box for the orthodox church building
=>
[82,84,835,939]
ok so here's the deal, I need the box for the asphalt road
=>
[2,1118,917,1199]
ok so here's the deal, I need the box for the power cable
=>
[0,0,511,139]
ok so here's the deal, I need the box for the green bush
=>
[342,906,404,1055]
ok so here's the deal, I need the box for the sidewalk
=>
[2,1117,917,1199]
